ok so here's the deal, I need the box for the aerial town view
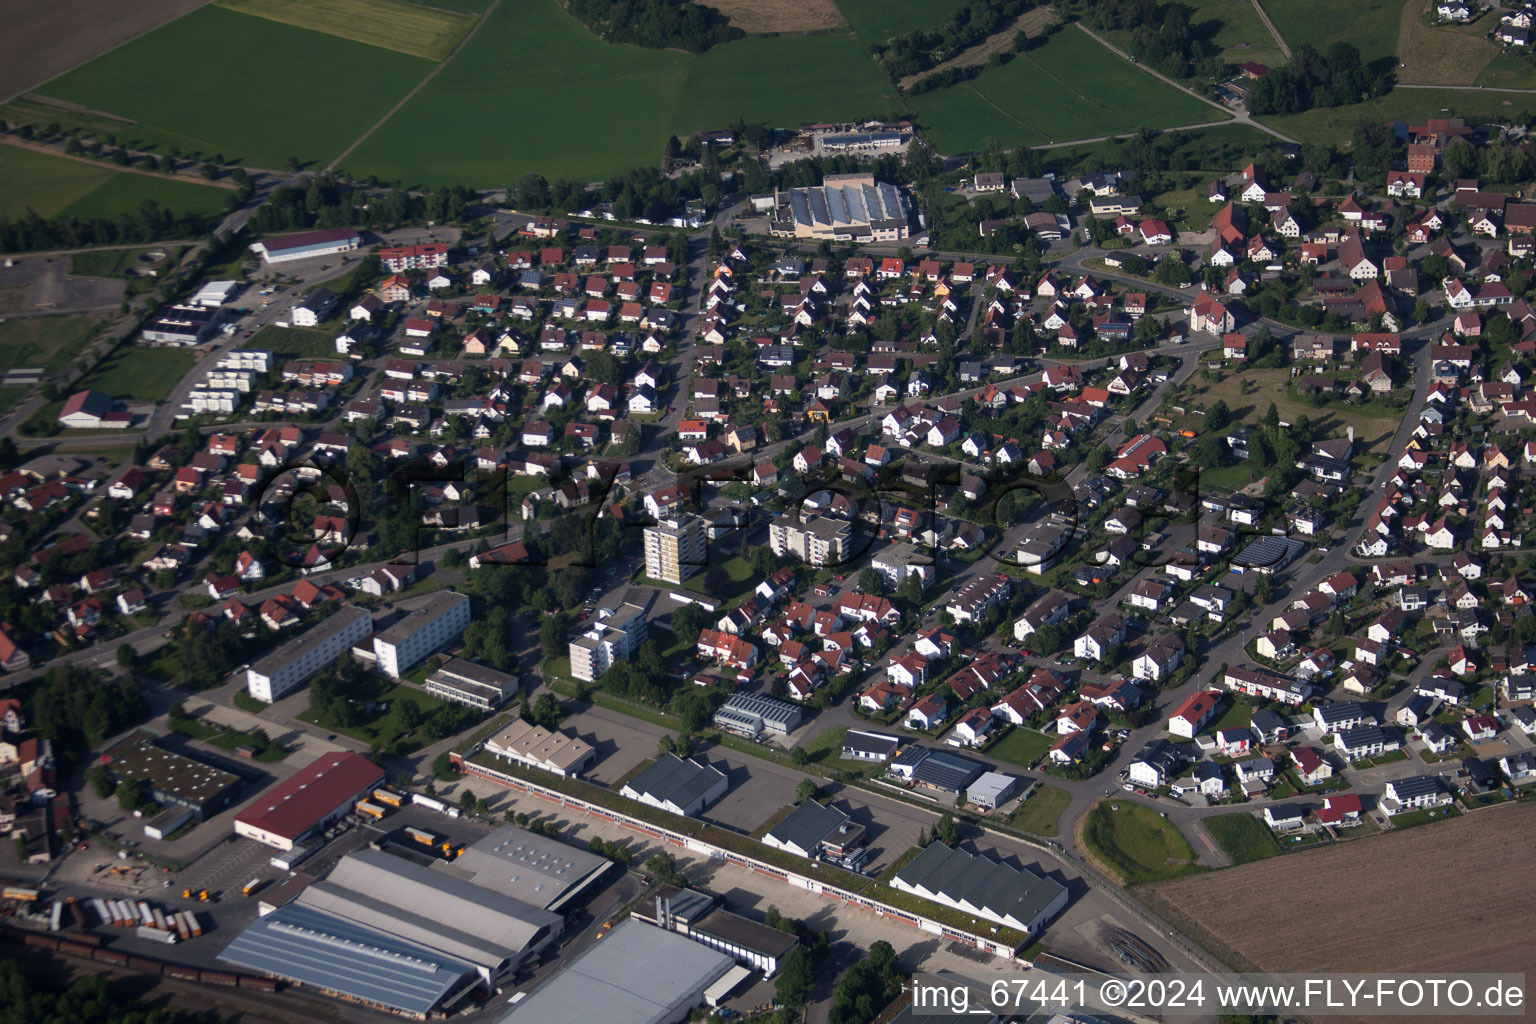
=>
[0,0,1534,1022]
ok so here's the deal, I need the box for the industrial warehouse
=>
[232,751,384,850]
[889,842,1069,934]
[496,918,736,1024]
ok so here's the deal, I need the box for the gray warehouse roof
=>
[764,800,848,855]
[497,918,733,1024]
[895,842,1067,929]
[218,902,478,1016]
[297,848,561,975]
[436,825,609,911]
[623,753,726,809]
[911,750,985,792]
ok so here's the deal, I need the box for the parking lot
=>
[699,754,800,834]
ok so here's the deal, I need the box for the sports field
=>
[0,146,228,221]
[214,0,478,60]
[911,27,1225,152]
[34,6,435,169]
[1262,0,1408,67]
[343,0,896,184]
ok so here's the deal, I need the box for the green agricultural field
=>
[1082,800,1205,885]
[76,346,196,401]
[1262,0,1409,66]
[36,6,435,169]
[214,0,479,61]
[1203,812,1282,865]
[0,146,117,219]
[1261,86,1536,146]
[907,82,1048,153]
[0,147,229,221]
[836,0,967,48]
[0,315,104,374]
[62,173,231,221]
[1183,0,1287,68]
[343,0,898,185]
[911,27,1225,152]
[0,96,139,140]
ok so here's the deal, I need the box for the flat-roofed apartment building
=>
[246,606,375,702]
[769,514,852,566]
[373,590,472,678]
[645,515,708,585]
[425,657,519,710]
[569,591,648,682]
[769,173,910,242]
[481,717,596,778]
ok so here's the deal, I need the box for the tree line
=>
[249,177,476,235]
[562,0,743,53]
[0,200,216,255]
[873,0,1035,80]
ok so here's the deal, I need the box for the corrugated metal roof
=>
[622,753,725,810]
[297,849,560,973]
[497,919,733,1024]
[763,799,847,854]
[217,902,477,1016]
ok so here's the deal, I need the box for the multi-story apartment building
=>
[769,515,852,567]
[645,515,707,585]
[372,590,472,678]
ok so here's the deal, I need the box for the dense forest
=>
[562,0,743,53]
[27,665,150,759]
[1246,43,1388,116]
[873,0,1035,80]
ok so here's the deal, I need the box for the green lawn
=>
[798,724,850,765]
[1202,811,1281,865]
[0,314,104,374]
[910,27,1225,152]
[345,0,897,185]
[1259,87,1536,147]
[836,0,967,47]
[1083,801,1204,885]
[988,725,1053,769]
[76,346,196,401]
[1008,783,1070,836]
[71,246,184,279]
[37,6,436,169]
[1207,697,1252,735]
[1262,0,1409,67]
[251,324,335,361]
[297,681,451,752]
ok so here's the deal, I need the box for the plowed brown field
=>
[1143,801,1536,1022]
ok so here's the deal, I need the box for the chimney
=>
[1348,425,1355,443]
